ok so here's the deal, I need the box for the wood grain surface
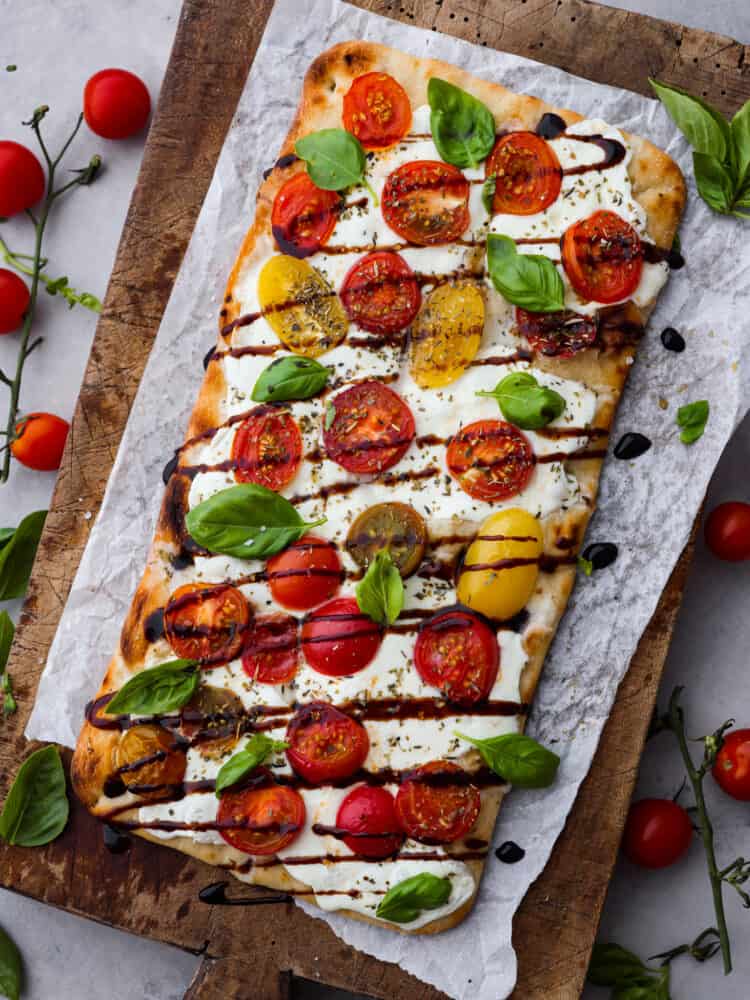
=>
[1,1,747,998]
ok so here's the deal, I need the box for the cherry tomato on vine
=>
[704,502,750,562]
[83,69,151,140]
[622,798,692,869]
[0,141,45,217]
[10,412,69,471]
[712,729,750,801]
[0,269,30,334]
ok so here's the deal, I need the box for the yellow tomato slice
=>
[409,280,484,389]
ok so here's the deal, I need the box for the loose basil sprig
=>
[215,734,289,797]
[375,873,452,924]
[477,371,566,430]
[0,924,22,1000]
[0,509,46,600]
[251,356,330,403]
[355,549,404,627]
[676,399,709,444]
[186,484,326,560]
[0,745,69,847]
[0,611,17,716]
[588,942,671,999]
[428,78,496,169]
[105,659,199,716]
[455,731,560,788]
[295,128,378,205]
[486,234,565,312]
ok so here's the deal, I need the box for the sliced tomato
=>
[516,307,598,357]
[323,381,415,475]
[231,405,302,491]
[286,702,369,783]
[446,419,534,502]
[217,769,305,855]
[301,596,382,676]
[382,160,470,246]
[271,172,341,258]
[485,132,561,216]
[242,613,299,684]
[562,210,643,304]
[335,785,404,858]
[164,582,250,665]
[414,608,499,705]
[340,251,421,334]
[343,72,411,150]
[267,534,342,610]
[181,685,244,759]
[395,761,481,844]
[113,724,187,800]
[346,502,427,578]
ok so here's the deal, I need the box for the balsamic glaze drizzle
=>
[661,327,686,352]
[199,881,292,905]
[495,841,525,864]
[581,542,618,571]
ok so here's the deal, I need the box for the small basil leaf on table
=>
[427,77,496,169]
[486,234,565,313]
[105,659,199,716]
[294,128,378,205]
[215,734,289,796]
[0,509,46,600]
[0,924,22,1000]
[455,731,560,788]
[375,872,452,923]
[649,79,732,163]
[676,399,709,444]
[251,356,330,403]
[0,745,69,847]
[693,152,734,214]
[476,371,566,430]
[577,556,593,577]
[355,549,403,626]
[481,174,496,215]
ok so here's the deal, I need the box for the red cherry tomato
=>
[286,702,369,783]
[340,251,421,334]
[382,160,470,246]
[485,132,562,215]
[301,596,382,677]
[712,729,750,800]
[562,210,643,304]
[516,307,598,358]
[267,534,342,611]
[0,142,45,217]
[10,412,69,471]
[414,609,499,705]
[0,269,30,334]
[323,381,415,475]
[342,72,412,150]
[217,769,305,855]
[704,502,750,562]
[335,785,404,858]
[395,761,481,844]
[446,419,534,502]
[231,406,302,492]
[83,69,151,139]
[164,582,250,665]
[622,798,692,869]
[242,613,299,684]
[271,172,340,257]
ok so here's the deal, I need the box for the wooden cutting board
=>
[1,2,747,998]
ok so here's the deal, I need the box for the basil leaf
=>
[0,745,69,847]
[295,128,377,203]
[1,673,16,717]
[0,925,22,1000]
[186,484,326,560]
[486,234,564,312]
[355,549,403,626]
[731,99,750,191]
[481,174,496,215]
[577,556,593,577]
[0,510,46,600]
[105,659,199,716]
[428,78,495,169]
[375,873,452,923]
[676,399,709,444]
[455,731,560,788]
[0,612,13,672]
[649,78,732,162]
[588,943,653,987]
[215,734,289,796]
[477,371,566,430]
[0,527,14,551]
[693,152,734,214]
[251,356,330,403]
[324,400,336,430]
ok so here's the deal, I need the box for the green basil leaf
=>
[295,129,376,203]
[0,510,46,600]
[693,152,734,214]
[731,99,750,191]
[649,79,732,162]
[0,528,14,551]
[324,400,336,431]
[427,78,496,169]
[0,924,22,1000]
[105,659,199,716]
[588,943,653,987]
[577,556,593,577]
[613,977,669,1000]
[0,612,13,672]
[486,234,564,312]
[215,734,289,796]
[455,731,560,788]
[676,399,709,444]
[251,356,330,403]
[0,745,69,847]
[355,549,403,626]
[2,673,16,716]
[186,484,326,560]
[481,174,496,215]
[375,872,452,923]
[476,371,566,430]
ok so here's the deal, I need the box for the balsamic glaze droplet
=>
[536,113,567,140]
[103,776,127,798]
[202,346,215,370]
[199,881,229,905]
[198,881,292,906]
[103,824,131,854]
[495,840,525,864]
[162,451,179,485]
[614,432,652,460]
[660,327,685,353]
[143,607,165,643]
[171,549,195,571]
[582,542,618,571]
[666,247,685,270]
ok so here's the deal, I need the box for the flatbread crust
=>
[72,40,685,934]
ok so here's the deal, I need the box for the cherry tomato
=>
[622,798,692,869]
[485,132,562,216]
[10,412,69,471]
[446,419,534,502]
[181,685,244,759]
[164,582,250,665]
[346,502,427,578]
[414,609,499,705]
[704,502,750,562]
[83,68,151,139]
[231,406,302,491]
[271,172,340,258]
[0,141,45,217]
[339,251,421,334]
[323,381,415,475]
[286,702,369,783]
[562,210,643,304]
[0,269,30,334]
[301,596,382,677]
[382,160,470,246]
[516,307,598,357]
[241,613,299,684]
[712,729,750,800]
[395,761,481,844]
[113,724,186,800]
[266,534,341,611]
[343,72,412,150]
[335,785,404,858]
[217,769,305,855]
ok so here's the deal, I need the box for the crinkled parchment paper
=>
[26,1,750,997]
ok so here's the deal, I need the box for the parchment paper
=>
[26,1,750,997]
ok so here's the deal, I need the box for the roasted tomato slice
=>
[516,307,598,357]
[346,502,427,578]
[113,724,187,800]
[335,785,404,858]
[340,251,421,334]
[217,769,305,855]
[410,280,485,389]
[485,132,561,216]
[181,685,245,760]
[301,596,382,677]
[266,534,342,611]
[396,761,481,844]
[446,419,534,502]
[271,172,340,258]
[164,583,250,665]
[414,608,499,705]
[323,380,415,475]
[231,406,302,492]
[561,210,643,304]
[286,702,370,783]
[343,72,412,150]
[382,160,470,246]
[242,613,299,684]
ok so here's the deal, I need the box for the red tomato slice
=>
[286,702,369,783]
[323,381,415,475]
[446,419,534,502]
[217,769,305,855]
[10,412,69,471]
[335,785,404,858]
[340,251,421,334]
[267,534,342,611]
[342,72,412,150]
[622,798,692,869]
[516,307,598,357]
[562,210,643,304]
[486,132,561,215]
[242,613,299,684]
[231,406,302,491]
[382,160,470,246]
[395,761,481,844]
[414,608,499,706]
[164,582,250,665]
[0,269,30,334]
[301,597,382,677]
[271,172,341,258]
[712,729,750,801]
